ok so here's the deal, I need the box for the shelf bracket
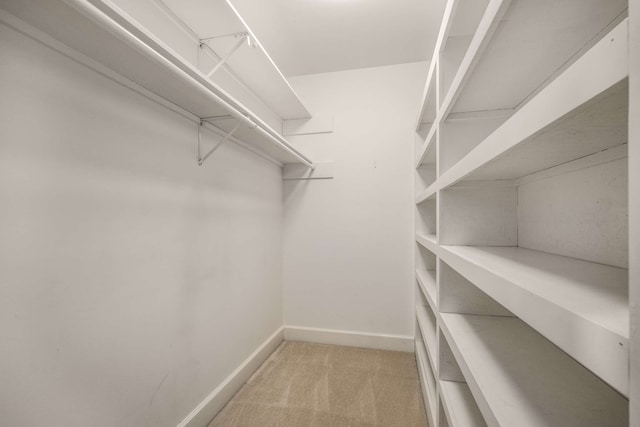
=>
[200,33,248,79]
[198,119,241,166]
[201,115,234,122]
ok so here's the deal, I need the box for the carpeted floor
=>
[209,341,428,426]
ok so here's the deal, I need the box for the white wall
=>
[282,62,427,341]
[518,158,628,268]
[0,22,283,427]
[629,0,640,424]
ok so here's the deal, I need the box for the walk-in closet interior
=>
[0,0,638,426]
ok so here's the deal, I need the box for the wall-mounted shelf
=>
[440,314,628,427]
[160,0,310,121]
[0,0,314,167]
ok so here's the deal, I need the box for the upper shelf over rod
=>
[0,0,314,167]
[160,0,311,120]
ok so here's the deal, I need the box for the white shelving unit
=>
[0,0,314,167]
[413,0,632,425]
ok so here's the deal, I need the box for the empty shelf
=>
[416,63,437,129]
[416,233,439,254]
[415,124,437,168]
[416,182,437,204]
[416,269,437,312]
[440,380,487,427]
[440,314,628,427]
[416,305,438,373]
[445,0,627,116]
[463,79,627,182]
[160,0,310,120]
[439,19,628,189]
[438,0,490,111]
[415,333,437,427]
[0,0,313,166]
[439,245,628,395]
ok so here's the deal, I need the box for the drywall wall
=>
[283,62,427,344]
[439,186,518,246]
[630,0,639,424]
[0,22,283,426]
[518,158,628,268]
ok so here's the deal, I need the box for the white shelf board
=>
[0,0,313,166]
[439,245,629,395]
[438,0,510,120]
[416,61,438,129]
[439,19,628,189]
[211,117,309,165]
[466,79,628,181]
[440,380,487,427]
[416,182,437,204]
[416,0,490,128]
[415,0,456,129]
[416,305,438,373]
[440,314,629,427]
[415,123,437,168]
[447,0,627,116]
[437,0,491,116]
[416,233,439,255]
[440,35,473,110]
[161,0,310,120]
[416,269,437,313]
[415,335,437,427]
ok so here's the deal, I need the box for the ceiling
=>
[221,0,445,77]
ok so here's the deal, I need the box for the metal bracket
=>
[201,115,234,122]
[198,119,241,166]
[283,162,334,180]
[200,32,248,79]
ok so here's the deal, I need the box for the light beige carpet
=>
[209,341,428,427]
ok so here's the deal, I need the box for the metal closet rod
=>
[68,0,314,169]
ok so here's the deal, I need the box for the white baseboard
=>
[284,325,415,352]
[176,327,285,427]
[177,326,413,426]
